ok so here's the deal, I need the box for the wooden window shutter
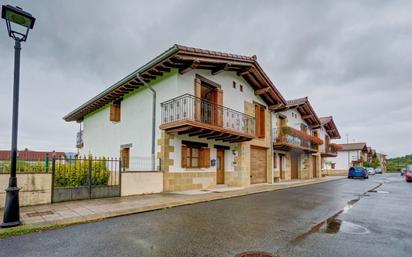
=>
[110,102,121,122]
[255,105,265,138]
[181,145,187,168]
[260,106,265,138]
[255,105,260,137]
[200,148,210,168]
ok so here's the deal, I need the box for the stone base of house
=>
[322,169,347,176]
[163,171,216,192]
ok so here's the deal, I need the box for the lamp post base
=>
[1,187,21,228]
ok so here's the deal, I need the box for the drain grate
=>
[235,251,278,257]
[26,210,54,217]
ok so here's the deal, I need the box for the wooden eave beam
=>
[255,87,271,95]
[302,114,313,119]
[211,63,232,75]
[269,104,283,110]
[179,59,200,75]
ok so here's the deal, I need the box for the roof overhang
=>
[64,44,287,122]
[272,97,321,129]
[319,116,341,139]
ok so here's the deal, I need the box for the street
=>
[0,174,411,257]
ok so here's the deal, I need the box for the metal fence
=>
[51,157,121,203]
[125,157,161,172]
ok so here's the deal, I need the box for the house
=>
[318,116,341,173]
[64,44,287,191]
[271,97,324,180]
[334,142,368,172]
[376,152,387,171]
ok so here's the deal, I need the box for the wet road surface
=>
[0,174,410,257]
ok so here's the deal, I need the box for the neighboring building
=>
[376,152,387,171]
[318,116,341,173]
[271,97,324,180]
[0,149,65,160]
[334,143,368,172]
[64,45,287,191]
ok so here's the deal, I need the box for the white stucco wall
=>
[333,150,362,170]
[80,71,179,166]
[80,68,266,172]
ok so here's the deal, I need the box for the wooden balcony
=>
[272,128,318,153]
[160,94,255,143]
[321,145,338,157]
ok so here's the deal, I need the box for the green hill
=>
[387,154,412,172]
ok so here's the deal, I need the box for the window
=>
[110,100,121,122]
[255,104,266,138]
[181,145,210,168]
[240,84,243,92]
[120,147,130,169]
[233,81,236,89]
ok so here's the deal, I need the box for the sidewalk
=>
[1,176,344,230]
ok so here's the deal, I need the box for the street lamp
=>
[1,5,35,228]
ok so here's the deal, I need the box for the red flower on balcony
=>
[281,126,324,145]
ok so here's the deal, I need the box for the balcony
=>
[322,144,338,157]
[76,130,84,148]
[160,94,255,143]
[272,127,319,153]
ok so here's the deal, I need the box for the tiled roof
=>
[0,150,66,160]
[319,116,341,139]
[64,44,287,122]
[319,116,332,126]
[339,143,367,151]
[286,97,308,107]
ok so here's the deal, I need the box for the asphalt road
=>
[0,174,410,257]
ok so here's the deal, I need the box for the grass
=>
[0,219,104,239]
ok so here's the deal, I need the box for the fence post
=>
[88,157,92,199]
[118,158,122,197]
[45,153,49,173]
[50,157,55,203]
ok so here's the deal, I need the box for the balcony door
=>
[194,76,223,127]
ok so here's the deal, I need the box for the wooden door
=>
[120,148,130,170]
[312,156,317,178]
[291,152,299,179]
[216,149,225,184]
[250,146,267,184]
[279,155,284,179]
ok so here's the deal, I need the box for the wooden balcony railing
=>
[272,128,318,152]
[160,94,255,141]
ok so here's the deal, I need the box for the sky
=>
[0,0,411,158]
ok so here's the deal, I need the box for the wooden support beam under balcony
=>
[160,94,255,143]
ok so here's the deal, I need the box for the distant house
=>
[0,149,66,160]
[334,143,368,171]
[318,116,341,172]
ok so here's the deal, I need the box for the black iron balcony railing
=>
[272,128,317,151]
[161,94,255,136]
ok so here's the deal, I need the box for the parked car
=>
[405,170,412,182]
[401,168,407,176]
[375,168,383,174]
[348,167,368,179]
[366,167,376,175]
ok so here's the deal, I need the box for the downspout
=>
[270,111,275,184]
[136,75,156,171]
